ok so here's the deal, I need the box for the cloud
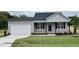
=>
[62,11,79,16]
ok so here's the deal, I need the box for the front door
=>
[48,24,52,31]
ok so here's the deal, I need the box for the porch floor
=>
[31,34,56,36]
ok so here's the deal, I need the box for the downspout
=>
[68,22,70,34]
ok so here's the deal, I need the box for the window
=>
[61,25,64,28]
[57,23,65,29]
[61,23,65,29]
[34,23,45,29]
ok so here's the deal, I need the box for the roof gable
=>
[46,13,70,22]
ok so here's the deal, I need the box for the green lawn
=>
[11,36,79,47]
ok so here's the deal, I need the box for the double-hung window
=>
[34,23,45,29]
[57,23,65,29]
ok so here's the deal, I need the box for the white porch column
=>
[45,23,47,34]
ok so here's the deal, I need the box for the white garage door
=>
[10,24,31,35]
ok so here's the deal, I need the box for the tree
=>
[0,12,8,29]
[69,15,79,34]
[19,14,27,18]
[0,11,17,29]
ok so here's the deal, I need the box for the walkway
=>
[0,35,29,47]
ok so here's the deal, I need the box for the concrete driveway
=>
[0,35,29,47]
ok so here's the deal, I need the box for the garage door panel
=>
[10,24,31,35]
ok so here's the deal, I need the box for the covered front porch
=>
[33,22,69,35]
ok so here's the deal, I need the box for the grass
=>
[11,36,79,47]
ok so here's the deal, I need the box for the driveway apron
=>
[0,35,29,47]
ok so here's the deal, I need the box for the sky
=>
[8,11,79,17]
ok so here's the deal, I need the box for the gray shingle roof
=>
[8,17,34,21]
[34,12,55,19]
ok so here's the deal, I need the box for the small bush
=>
[4,30,7,36]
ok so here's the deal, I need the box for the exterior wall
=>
[8,24,10,34]
[34,29,46,33]
[31,22,34,33]
[8,20,32,34]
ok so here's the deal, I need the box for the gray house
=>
[8,12,71,35]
